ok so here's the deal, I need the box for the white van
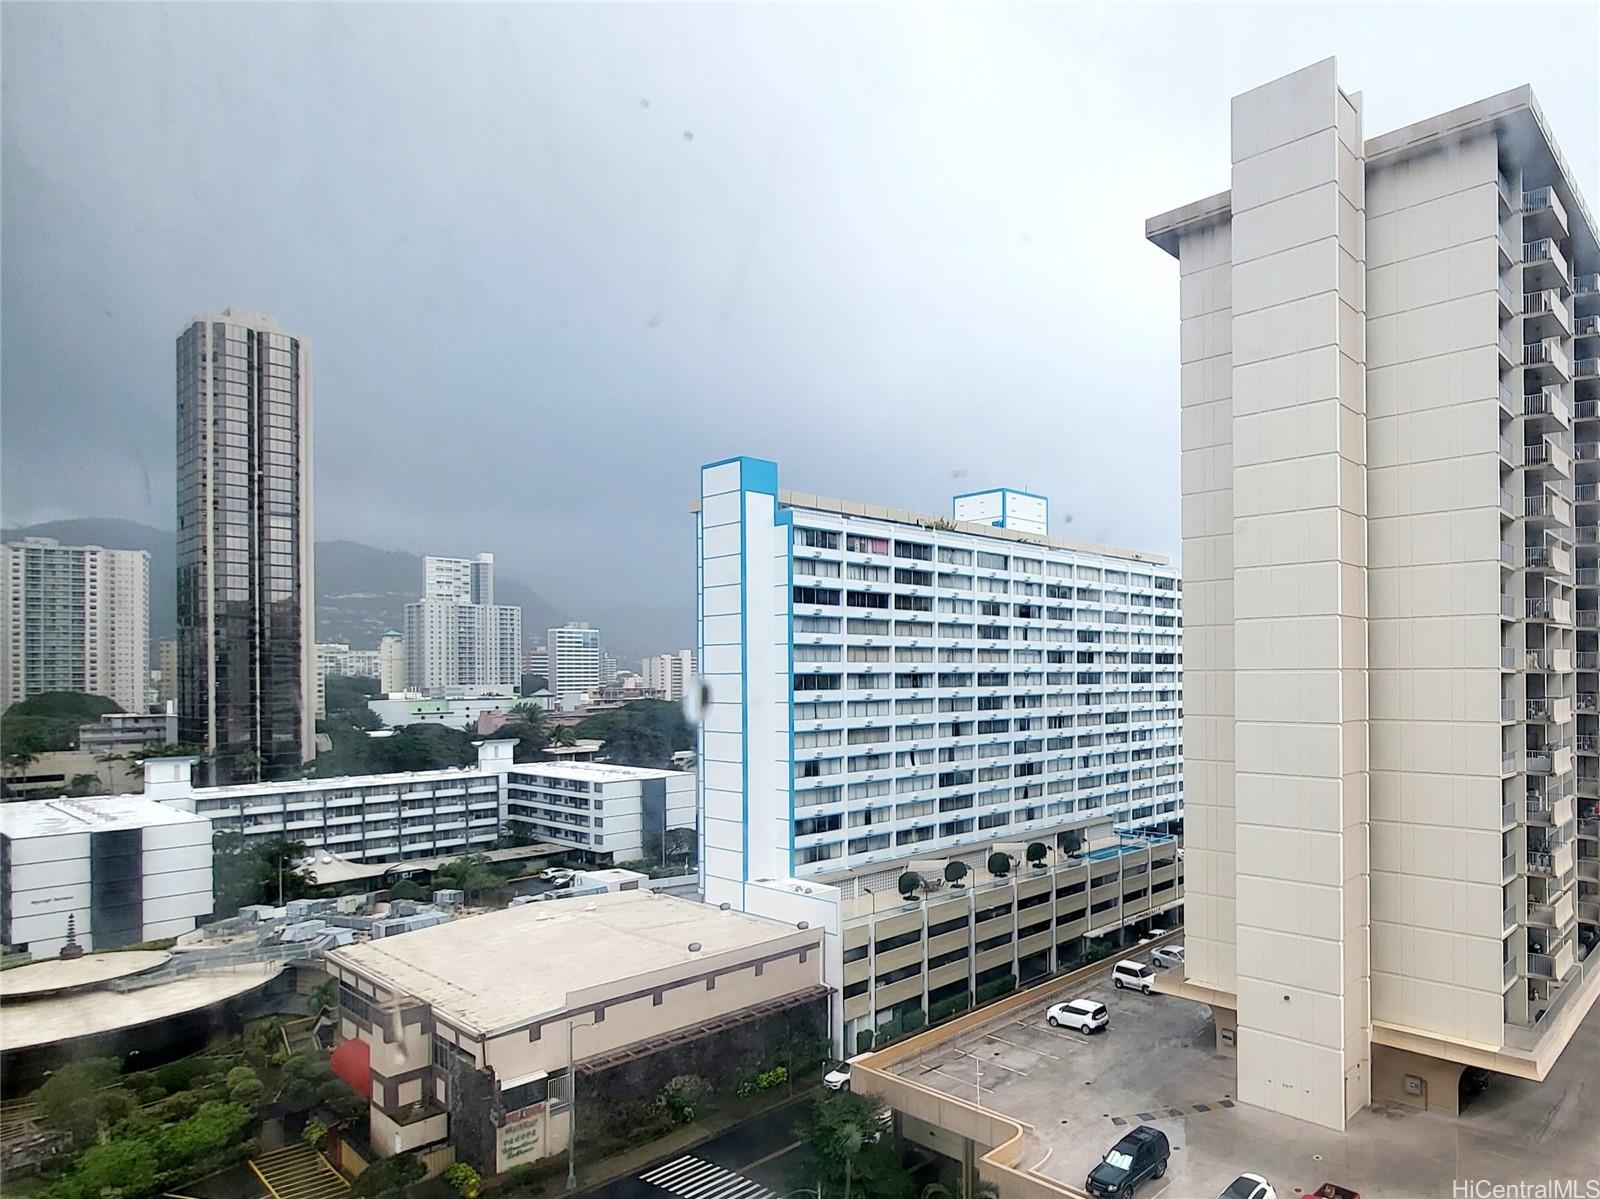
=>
[1112,959,1156,994]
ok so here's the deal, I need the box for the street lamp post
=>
[566,1012,598,1192]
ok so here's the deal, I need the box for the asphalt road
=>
[575,1092,819,1199]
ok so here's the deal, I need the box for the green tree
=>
[48,1135,160,1199]
[897,872,922,901]
[352,1152,426,1199]
[212,833,316,915]
[943,861,968,887]
[303,1120,329,1149]
[986,851,1011,879]
[66,772,107,797]
[665,827,699,868]
[33,1058,126,1143]
[1026,842,1048,868]
[548,725,579,749]
[433,854,498,902]
[388,878,427,901]
[1056,829,1084,856]
[498,819,538,848]
[573,700,692,768]
[803,1093,909,1199]
[493,715,549,763]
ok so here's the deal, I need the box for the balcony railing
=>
[1498,278,1521,315]
[1522,187,1564,220]
[1524,288,1570,320]
[1527,951,1556,979]
[1500,437,1518,466]
[1527,698,1555,720]
[1502,753,1520,778]
[1577,315,1600,337]
[1501,385,1523,416]
[1579,693,1599,713]
[1503,698,1520,721]
[1577,652,1600,670]
[1528,901,1557,926]
[1579,609,1599,627]
[1578,273,1600,298]
[1503,797,1518,826]
[1578,734,1598,753]
[1579,401,1600,422]
[1524,239,1570,279]
[1524,386,1570,422]
[1526,339,1572,376]
[1579,818,1600,838]
[1579,444,1600,463]
[1504,955,1519,987]
[1579,359,1600,381]
[1528,849,1555,875]
[1498,228,1521,263]
[1503,849,1518,880]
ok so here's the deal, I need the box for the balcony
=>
[1502,752,1520,777]
[1524,288,1574,337]
[1579,402,1600,423]
[1577,315,1600,338]
[1579,899,1600,924]
[1579,358,1600,381]
[1502,698,1520,722]
[1523,238,1571,286]
[1579,274,1600,300]
[1503,795,1519,826]
[1503,645,1520,669]
[1529,848,1556,875]
[1503,849,1519,881]
[1501,385,1523,418]
[1500,488,1518,518]
[1528,901,1558,927]
[1500,437,1519,467]
[1526,339,1574,381]
[1527,951,1556,979]
[1504,955,1519,988]
[1524,385,1572,425]
[1522,187,1569,236]
[1498,278,1521,318]
[1580,818,1600,839]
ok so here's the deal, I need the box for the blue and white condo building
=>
[696,457,1186,1049]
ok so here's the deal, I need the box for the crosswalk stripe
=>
[640,1156,777,1199]
[642,1157,699,1184]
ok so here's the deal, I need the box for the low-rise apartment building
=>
[504,763,694,866]
[323,891,826,1174]
[141,745,694,868]
[77,705,178,754]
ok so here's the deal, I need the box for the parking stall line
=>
[983,1031,1060,1060]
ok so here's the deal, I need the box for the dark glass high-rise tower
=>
[176,309,315,783]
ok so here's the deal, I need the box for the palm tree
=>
[549,726,578,749]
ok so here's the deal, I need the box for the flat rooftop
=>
[0,950,172,999]
[507,761,688,782]
[0,794,209,839]
[0,962,283,1051]
[327,890,807,1036]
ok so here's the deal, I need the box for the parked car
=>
[539,867,574,885]
[1219,1175,1277,1199]
[1085,1125,1169,1197]
[1046,998,1109,1033]
[1112,960,1157,994]
[1151,945,1185,969]
[823,1053,870,1091]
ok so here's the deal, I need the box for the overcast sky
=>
[3,3,1596,657]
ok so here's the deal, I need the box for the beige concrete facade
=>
[1150,59,1600,1130]
[324,892,826,1173]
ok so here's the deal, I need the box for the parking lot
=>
[888,945,1600,1198]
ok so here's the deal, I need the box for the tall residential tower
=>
[1,538,150,714]
[403,553,521,692]
[1147,60,1598,1129]
[176,309,315,782]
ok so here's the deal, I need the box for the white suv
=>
[1046,999,1109,1033]
[1112,960,1156,994]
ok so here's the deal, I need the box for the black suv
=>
[1085,1125,1170,1197]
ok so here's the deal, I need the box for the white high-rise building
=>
[404,554,521,693]
[2,538,150,714]
[643,650,696,702]
[378,632,405,694]
[1147,60,1598,1129]
[695,456,1184,1050]
[547,623,602,701]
